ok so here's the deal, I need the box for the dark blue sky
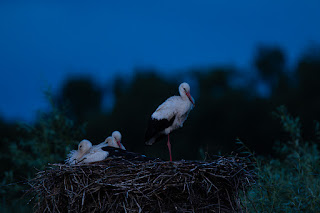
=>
[1,0,320,122]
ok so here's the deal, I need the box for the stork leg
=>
[167,133,172,161]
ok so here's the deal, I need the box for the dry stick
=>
[217,191,221,213]
[53,200,61,213]
[202,174,219,192]
[226,189,236,212]
[29,157,255,213]
[240,183,248,213]
[122,201,128,213]
[132,197,142,213]
[232,166,247,178]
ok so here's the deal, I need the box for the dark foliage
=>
[243,106,320,212]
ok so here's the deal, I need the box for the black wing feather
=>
[144,115,175,143]
[101,146,156,161]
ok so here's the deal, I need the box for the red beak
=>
[117,140,122,148]
[186,92,195,107]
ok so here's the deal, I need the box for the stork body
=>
[65,139,109,165]
[145,82,195,161]
[65,139,93,165]
[102,136,154,161]
[79,142,109,164]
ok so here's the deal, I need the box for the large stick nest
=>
[27,155,255,213]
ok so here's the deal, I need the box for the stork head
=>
[112,131,122,148]
[179,82,195,107]
[105,136,119,148]
[78,139,92,154]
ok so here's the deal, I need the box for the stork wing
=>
[145,97,178,145]
[151,96,178,120]
[144,115,175,145]
[65,150,78,164]
[94,142,108,150]
[101,146,156,161]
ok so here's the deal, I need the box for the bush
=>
[0,95,86,213]
[243,106,320,212]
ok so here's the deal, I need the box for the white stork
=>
[104,136,120,148]
[65,139,93,165]
[145,82,195,161]
[79,145,109,164]
[65,139,109,165]
[111,131,126,150]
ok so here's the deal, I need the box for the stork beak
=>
[186,92,195,107]
[116,140,122,148]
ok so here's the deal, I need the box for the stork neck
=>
[78,151,87,160]
[179,87,188,100]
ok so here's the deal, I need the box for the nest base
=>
[28,156,254,212]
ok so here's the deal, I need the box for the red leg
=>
[167,133,172,161]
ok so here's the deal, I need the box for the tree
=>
[58,77,102,122]
[254,46,286,92]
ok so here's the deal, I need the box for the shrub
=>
[243,106,320,212]
[0,95,86,213]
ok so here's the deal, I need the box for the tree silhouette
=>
[58,77,103,122]
[255,46,286,92]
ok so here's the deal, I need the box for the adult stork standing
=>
[145,82,195,161]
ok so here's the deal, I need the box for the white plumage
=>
[104,136,118,148]
[65,139,92,165]
[79,142,109,164]
[65,139,109,165]
[111,131,126,150]
[145,82,195,161]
